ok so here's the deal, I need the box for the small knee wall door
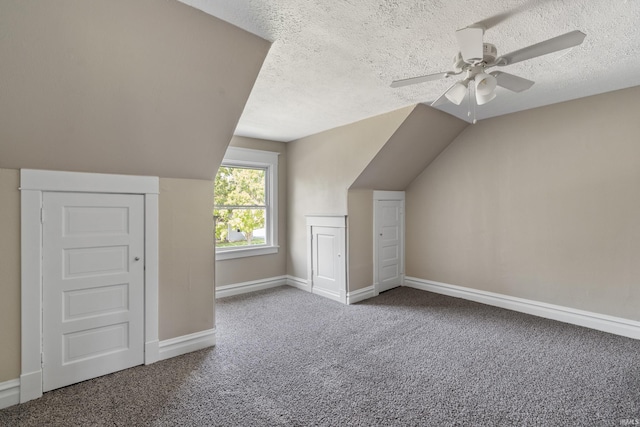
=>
[307,215,346,304]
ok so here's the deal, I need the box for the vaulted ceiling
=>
[180,0,640,142]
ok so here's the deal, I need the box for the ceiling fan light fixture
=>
[474,73,497,96]
[390,27,587,115]
[475,91,496,105]
[474,73,497,105]
[444,81,468,105]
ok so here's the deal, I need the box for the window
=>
[214,147,278,260]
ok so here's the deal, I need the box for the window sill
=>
[215,245,279,261]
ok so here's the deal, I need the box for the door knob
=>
[134,257,140,261]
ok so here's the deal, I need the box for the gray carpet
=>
[2,286,639,426]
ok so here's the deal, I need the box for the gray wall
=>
[159,178,216,341]
[347,189,374,292]
[406,86,640,321]
[347,105,467,291]
[0,170,20,383]
[0,0,269,180]
[0,0,268,382]
[286,107,414,280]
[351,104,467,190]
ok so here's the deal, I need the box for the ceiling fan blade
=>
[474,0,557,30]
[475,11,512,31]
[430,81,464,107]
[496,30,586,66]
[490,71,534,92]
[390,72,453,88]
[456,26,484,63]
[430,90,451,107]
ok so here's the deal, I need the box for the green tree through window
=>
[214,166,267,247]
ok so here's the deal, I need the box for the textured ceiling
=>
[179,0,640,142]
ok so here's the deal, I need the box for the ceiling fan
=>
[391,26,586,120]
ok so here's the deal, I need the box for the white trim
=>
[286,275,311,292]
[19,169,159,194]
[216,276,287,299]
[305,214,347,228]
[144,193,160,365]
[18,371,41,405]
[20,189,43,403]
[372,190,405,200]
[19,169,159,403]
[158,329,216,361]
[373,191,405,295]
[347,286,376,304]
[223,146,280,164]
[311,287,345,304]
[404,277,640,340]
[216,245,279,261]
[0,379,20,410]
[216,147,279,260]
[145,340,160,365]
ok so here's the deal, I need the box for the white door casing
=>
[306,215,346,304]
[20,169,159,403]
[374,191,405,294]
[42,192,145,392]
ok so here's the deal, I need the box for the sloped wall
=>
[347,105,467,291]
[0,0,270,180]
[351,104,468,191]
[286,107,414,280]
[406,86,640,321]
[0,0,269,383]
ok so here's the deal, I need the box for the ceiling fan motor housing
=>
[483,43,497,63]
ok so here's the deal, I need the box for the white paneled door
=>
[375,198,404,293]
[42,192,145,392]
[311,226,344,302]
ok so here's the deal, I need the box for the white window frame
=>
[215,147,279,260]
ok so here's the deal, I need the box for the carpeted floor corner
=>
[1,285,639,426]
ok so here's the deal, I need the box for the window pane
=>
[215,166,265,207]
[214,208,266,247]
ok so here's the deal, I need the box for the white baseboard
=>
[158,328,216,361]
[286,276,346,303]
[287,276,372,305]
[312,286,345,304]
[347,286,376,304]
[404,277,640,340]
[0,379,20,409]
[286,275,311,292]
[216,276,287,299]
[145,339,160,365]
[19,370,42,404]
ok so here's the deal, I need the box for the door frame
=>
[19,169,159,403]
[373,191,405,296]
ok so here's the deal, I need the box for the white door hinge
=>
[40,208,45,224]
